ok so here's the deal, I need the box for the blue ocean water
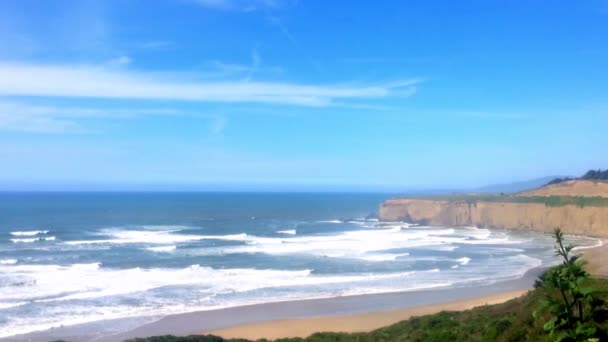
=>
[0,192,600,338]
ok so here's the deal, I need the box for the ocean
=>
[0,192,600,339]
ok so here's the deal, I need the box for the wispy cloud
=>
[192,0,292,12]
[0,101,180,134]
[0,62,420,106]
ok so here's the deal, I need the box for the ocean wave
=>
[10,236,55,243]
[10,230,49,236]
[456,257,471,265]
[0,259,17,265]
[0,249,548,339]
[176,226,507,262]
[0,265,448,338]
[0,301,27,309]
[360,252,410,262]
[64,228,249,245]
[0,263,446,306]
[276,229,296,235]
[145,245,177,253]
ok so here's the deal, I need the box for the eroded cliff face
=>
[379,199,608,237]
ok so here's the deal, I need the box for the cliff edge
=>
[379,180,608,237]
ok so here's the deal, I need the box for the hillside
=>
[379,173,608,237]
[518,179,608,198]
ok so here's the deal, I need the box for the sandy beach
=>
[208,290,527,340]
[207,239,608,341]
[584,240,608,277]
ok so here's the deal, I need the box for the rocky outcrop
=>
[379,199,608,237]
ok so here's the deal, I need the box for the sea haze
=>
[0,192,600,338]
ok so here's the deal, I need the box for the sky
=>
[0,0,607,191]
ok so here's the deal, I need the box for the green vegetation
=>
[533,229,608,341]
[546,169,608,186]
[408,194,608,208]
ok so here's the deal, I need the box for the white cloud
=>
[0,111,80,133]
[193,0,288,11]
[0,62,419,106]
[0,101,180,134]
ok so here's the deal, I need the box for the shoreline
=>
[6,240,606,342]
[208,290,528,340]
[95,267,545,342]
[207,240,608,341]
[6,269,542,342]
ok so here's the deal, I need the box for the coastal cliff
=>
[379,199,608,237]
[379,180,608,237]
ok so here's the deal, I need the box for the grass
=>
[126,279,608,342]
[403,194,608,208]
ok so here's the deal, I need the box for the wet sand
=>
[584,240,608,277]
[208,290,527,340]
[98,267,543,342]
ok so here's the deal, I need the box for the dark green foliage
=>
[546,178,574,186]
[545,169,608,186]
[581,169,608,181]
[533,229,608,341]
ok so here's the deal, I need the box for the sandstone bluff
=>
[379,180,608,238]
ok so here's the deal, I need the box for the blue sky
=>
[0,0,607,191]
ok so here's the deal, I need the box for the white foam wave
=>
[572,237,604,251]
[179,226,507,262]
[456,257,471,265]
[0,263,442,306]
[317,220,342,223]
[10,230,49,236]
[10,238,37,243]
[276,229,296,235]
[0,223,558,339]
[0,259,17,265]
[361,252,410,262]
[64,228,248,245]
[0,264,450,338]
[145,245,177,253]
[10,236,55,243]
[0,301,27,309]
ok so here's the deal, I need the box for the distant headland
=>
[380,169,608,237]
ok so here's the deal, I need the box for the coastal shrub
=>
[581,169,608,181]
[533,229,608,341]
[545,169,608,186]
